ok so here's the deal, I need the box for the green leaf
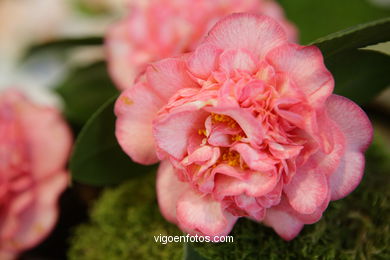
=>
[308,17,390,104]
[278,0,390,44]
[23,36,103,60]
[56,61,119,125]
[326,49,390,104]
[312,17,390,58]
[70,96,155,186]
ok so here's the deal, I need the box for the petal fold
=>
[326,95,373,200]
[263,206,304,241]
[156,160,188,224]
[176,189,237,236]
[153,109,208,160]
[205,13,287,59]
[266,43,334,107]
[147,57,197,102]
[284,168,328,215]
[115,81,163,164]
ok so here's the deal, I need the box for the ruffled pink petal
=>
[301,120,346,178]
[115,81,164,164]
[205,107,263,146]
[182,145,214,165]
[156,160,188,224]
[211,164,247,180]
[232,143,276,172]
[146,57,198,102]
[214,170,279,199]
[204,13,287,59]
[0,184,34,242]
[235,194,265,221]
[268,142,303,160]
[284,166,328,215]
[6,190,34,218]
[255,61,276,86]
[0,213,17,243]
[279,190,331,225]
[293,190,331,225]
[1,172,67,252]
[266,43,334,107]
[187,43,221,79]
[18,99,72,178]
[176,189,238,236]
[219,49,257,75]
[329,154,365,201]
[188,162,230,194]
[208,130,231,147]
[256,179,283,208]
[262,206,304,241]
[326,95,372,152]
[326,95,373,200]
[153,108,208,160]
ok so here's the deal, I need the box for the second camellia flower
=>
[115,14,373,240]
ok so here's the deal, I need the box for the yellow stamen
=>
[211,113,238,129]
[198,129,207,136]
[210,150,249,169]
[231,135,243,142]
[222,151,241,167]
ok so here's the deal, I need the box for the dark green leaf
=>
[70,96,155,186]
[278,0,390,44]
[23,36,103,60]
[326,49,390,105]
[56,61,119,125]
[312,17,390,58]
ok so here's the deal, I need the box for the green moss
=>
[69,135,390,259]
[68,173,182,260]
[192,135,390,260]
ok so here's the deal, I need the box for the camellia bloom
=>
[106,0,297,90]
[0,90,71,259]
[115,14,373,240]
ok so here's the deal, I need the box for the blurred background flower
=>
[0,0,127,108]
[0,90,71,260]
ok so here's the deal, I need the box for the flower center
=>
[210,113,237,128]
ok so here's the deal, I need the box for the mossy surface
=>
[69,135,390,260]
[68,173,182,260]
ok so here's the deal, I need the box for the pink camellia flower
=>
[0,90,71,259]
[106,0,297,90]
[115,14,373,240]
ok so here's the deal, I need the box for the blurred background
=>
[0,0,389,259]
